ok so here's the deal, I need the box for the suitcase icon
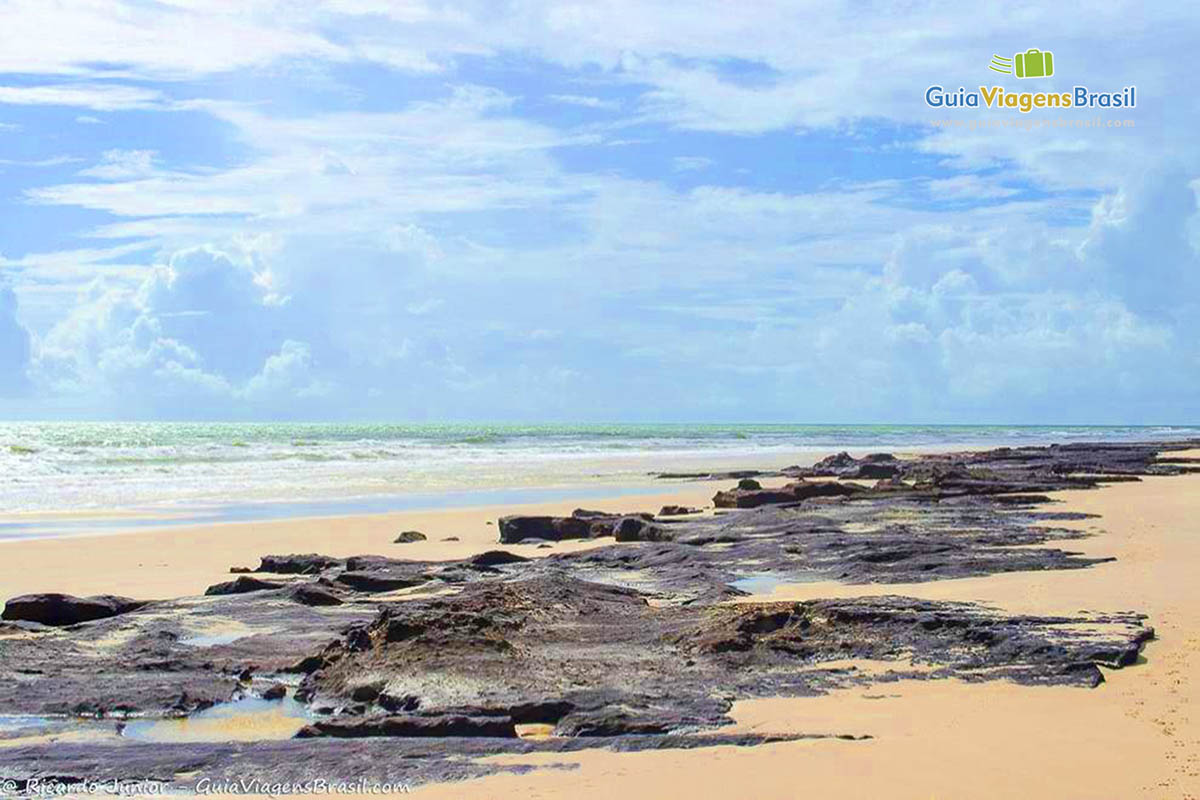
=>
[1014,49,1054,78]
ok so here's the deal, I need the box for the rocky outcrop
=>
[712,479,865,508]
[205,576,282,596]
[497,510,655,542]
[1,594,148,627]
[394,531,427,544]
[498,515,593,543]
[256,554,342,575]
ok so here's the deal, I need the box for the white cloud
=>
[0,84,165,111]
[0,279,32,396]
[548,94,619,110]
[79,150,159,180]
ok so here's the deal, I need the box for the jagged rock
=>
[814,452,857,470]
[1,594,148,627]
[394,531,427,544]
[205,576,282,596]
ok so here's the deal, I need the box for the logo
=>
[989,49,1054,79]
[924,47,1135,114]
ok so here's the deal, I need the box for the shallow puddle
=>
[731,571,823,595]
[0,715,57,738]
[177,630,249,647]
[122,696,312,743]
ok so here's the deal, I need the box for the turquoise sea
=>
[0,422,1195,531]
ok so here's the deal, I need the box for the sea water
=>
[0,422,1194,526]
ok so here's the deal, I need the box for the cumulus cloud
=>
[0,280,32,396]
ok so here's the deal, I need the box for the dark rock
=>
[1,594,148,627]
[814,452,857,470]
[470,550,531,567]
[394,531,427,544]
[350,683,382,702]
[334,572,427,593]
[286,584,343,606]
[229,566,252,574]
[262,683,287,701]
[256,554,342,575]
[296,714,518,738]
[613,516,669,542]
[442,536,460,542]
[736,478,762,490]
[378,692,421,713]
[204,576,282,596]
[848,462,900,479]
[498,515,593,543]
[555,709,675,736]
[713,479,864,509]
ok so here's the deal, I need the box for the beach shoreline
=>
[0,479,737,599]
[2,445,1197,799]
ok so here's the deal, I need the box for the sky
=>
[0,1,1197,423]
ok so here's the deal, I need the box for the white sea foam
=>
[0,422,1194,515]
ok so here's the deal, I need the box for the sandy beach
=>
[2,448,1197,798]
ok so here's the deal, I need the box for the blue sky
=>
[0,1,1196,423]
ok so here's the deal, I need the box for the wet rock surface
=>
[0,441,1194,790]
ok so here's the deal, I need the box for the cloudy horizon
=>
[0,2,1197,423]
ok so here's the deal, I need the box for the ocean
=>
[1,422,1196,524]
